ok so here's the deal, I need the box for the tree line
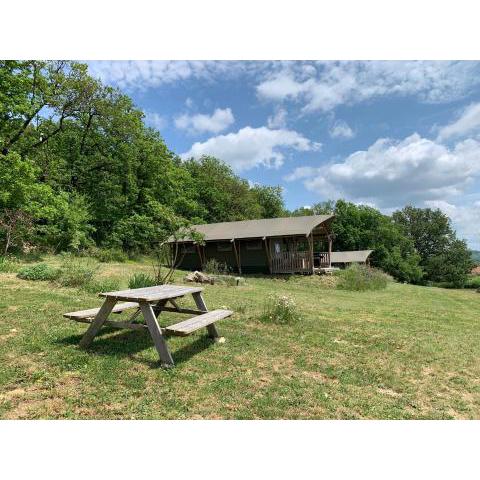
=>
[0,60,474,286]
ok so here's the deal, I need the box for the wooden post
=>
[308,233,314,274]
[195,243,204,269]
[328,234,333,267]
[231,238,242,274]
[263,237,272,274]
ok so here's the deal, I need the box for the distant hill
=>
[471,251,480,263]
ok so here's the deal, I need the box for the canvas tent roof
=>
[330,250,373,263]
[173,215,333,242]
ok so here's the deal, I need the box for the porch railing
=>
[271,251,312,274]
[314,252,331,268]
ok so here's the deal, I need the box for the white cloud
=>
[284,166,317,182]
[436,102,480,141]
[185,97,194,109]
[143,111,167,131]
[288,133,480,207]
[174,108,234,134]
[87,60,271,91]
[257,61,480,112]
[424,200,480,249]
[181,126,321,172]
[329,120,355,139]
[267,108,287,129]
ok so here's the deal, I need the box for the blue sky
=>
[87,61,480,249]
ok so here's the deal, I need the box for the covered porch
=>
[268,233,334,274]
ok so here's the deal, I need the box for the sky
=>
[87,61,480,250]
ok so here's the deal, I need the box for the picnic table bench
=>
[64,285,232,367]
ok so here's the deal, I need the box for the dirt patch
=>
[302,371,339,384]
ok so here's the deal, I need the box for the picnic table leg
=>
[139,301,174,367]
[192,292,223,341]
[79,297,117,348]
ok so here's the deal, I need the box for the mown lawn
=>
[1,257,479,419]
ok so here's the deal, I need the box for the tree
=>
[393,206,474,286]
[250,185,285,218]
[184,156,262,223]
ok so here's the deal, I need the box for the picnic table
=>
[64,285,233,367]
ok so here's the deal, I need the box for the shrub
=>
[259,294,299,324]
[204,258,229,275]
[82,278,121,294]
[92,248,128,263]
[0,256,19,273]
[128,272,157,289]
[464,275,480,289]
[336,264,389,291]
[17,263,59,281]
[56,256,98,288]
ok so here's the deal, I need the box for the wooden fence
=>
[271,251,313,274]
[314,252,331,268]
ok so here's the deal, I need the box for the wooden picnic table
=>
[64,285,232,367]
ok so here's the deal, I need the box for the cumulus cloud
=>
[174,108,234,134]
[287,133,480,207]
[267,108,287,129]
[257,61,480,113]
[181,126,321,171]
[143,111,167,131]
[436,102,480,141]
[329,120,355,139]
[87,60,271,91]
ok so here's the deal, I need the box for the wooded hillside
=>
[0,60,474,286]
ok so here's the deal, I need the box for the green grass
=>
[1,255,480,419]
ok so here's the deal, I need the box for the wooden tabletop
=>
[99,284,204,302]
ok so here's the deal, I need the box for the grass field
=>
[1,256,479,419]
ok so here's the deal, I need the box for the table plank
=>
[99,284,204,302]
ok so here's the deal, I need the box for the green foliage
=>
[259,294,300,324]
[81,278,120,294]
[464,275,480,289]
[90,247,128,263]
[17,263,59,281]
[250,185,285,218]
[128,272,157,289]
[336,264,390,291]
[55,256,98,287]
[314,200,423,284]
[204,258,229,275]
[393,206,474,287]
[0,256,19,273]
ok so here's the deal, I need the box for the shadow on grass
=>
[57,327,214,368]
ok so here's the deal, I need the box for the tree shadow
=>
[57,327,215,368]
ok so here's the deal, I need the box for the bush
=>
[259,294,299,324]
[464,275,480,289]
[17,263,59,281]
[92,248,128,263]
[56,256,98,288]
[336,264,389,291]
[128,272,157,289]
[0,256,19,273]
[82,278,121,294]
[204,258,229,275]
